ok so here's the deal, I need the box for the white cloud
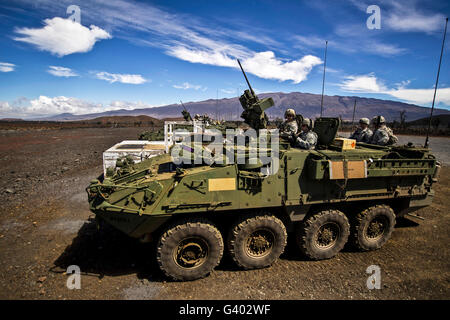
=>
[12,1,322,83]
[243,52,322,84]
[349,0,445,33]
[221,89,236,94]
[386,13,444,33]
[339,73,450,106]
[384,2,445,33]
[293,32,406,57]
[47,66,78,77]
[293,35,327,49]
[95,71,148,84]
[339,74,388,93]
[108,100,155,109]
[387,88,450,105]
[166,46,238,68]
[13,17,111,57]
[168,46,322,84]
[78,0,318,83]
[370,43,406,56]
[0,96,155,118]
[172,82,206,90]
[0,62,16,72]
[0,101,13,114]
[28,96,97,115]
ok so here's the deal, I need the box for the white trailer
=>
[103,120,208,176]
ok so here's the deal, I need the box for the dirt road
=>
[0,128,449,299]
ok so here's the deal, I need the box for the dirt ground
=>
[0,127,449,300]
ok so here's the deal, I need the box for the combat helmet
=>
[371,116,386,126]
[284,108,295,118]
[359,117,370,125]
[301,118,313,129]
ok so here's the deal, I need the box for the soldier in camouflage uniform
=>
[295,118,318,150]
[370,116,398,146]
[349,117,373,143]
[279,109,298,142]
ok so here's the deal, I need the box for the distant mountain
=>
[83,115,163,125]
[35,92,450,122]
[407,114,450,127]
[0,118,25,122]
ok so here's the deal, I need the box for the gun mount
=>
[237,60,274,131]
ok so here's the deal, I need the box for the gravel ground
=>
[0,128,449,300]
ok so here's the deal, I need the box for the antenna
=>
[237,59,255,96]
[425,17,448,148]
[351,99,357,131]
[237,87,240,120]
[320,40,328,117]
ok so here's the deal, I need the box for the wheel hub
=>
[174,238,208,269]
[366,217,386,240]
[246,230,274,258]
[315,223,340,249]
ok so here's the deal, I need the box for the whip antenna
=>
[351,99,357,131]
[320,40,328,117]
[425,17,448,148]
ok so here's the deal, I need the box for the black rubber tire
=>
[350,205,396,251]
[156,218,223,281]
[227,213,287,270]
[297,209,350,260]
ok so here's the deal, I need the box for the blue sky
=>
[0,0,449,118]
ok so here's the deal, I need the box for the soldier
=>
[279,108,298,141]
[295,118,318,150]
[370,116,398,146]
[349,117,373,143]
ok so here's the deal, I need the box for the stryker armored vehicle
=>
[87,61,440,281]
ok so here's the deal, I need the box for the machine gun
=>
[237,59,274,131]
[180,100,193,122]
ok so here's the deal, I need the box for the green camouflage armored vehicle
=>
[87,63,440,281]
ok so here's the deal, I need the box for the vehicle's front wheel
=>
[297,209,350,260]
[350,205,396,251]
[227,213,287,270]
[156,218,223,281]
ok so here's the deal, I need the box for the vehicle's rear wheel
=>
[350,205,396,251]
[228,213,287,270]
[297,209,350,260]
[156,218,223,281]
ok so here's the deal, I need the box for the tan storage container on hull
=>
[333,138,356,150]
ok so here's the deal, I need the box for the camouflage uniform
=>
[295,130,318,150]
[350,127,373,143]
[279,120,298,141]
[370,125,397,146]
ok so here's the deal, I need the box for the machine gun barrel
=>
[237,59,255,97]
[180,100,187,111]
[180,100,192,122]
